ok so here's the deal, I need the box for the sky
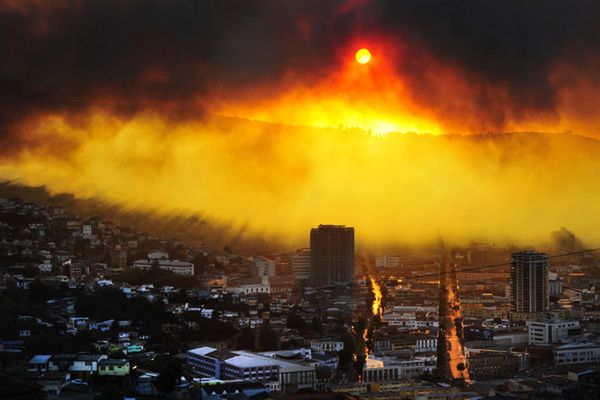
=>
[1,0,600,248]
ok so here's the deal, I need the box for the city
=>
[2,1,600,400]
[2,197,600,399]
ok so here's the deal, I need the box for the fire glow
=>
[369,276,383,318]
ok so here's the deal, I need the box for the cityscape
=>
[2,1,600,400]
[2,197,600,400]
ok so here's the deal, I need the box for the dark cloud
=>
[0,0,599,140]
[374,0,600,125]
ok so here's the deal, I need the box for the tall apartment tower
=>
[310,225,354,287]
[510,251,549,321]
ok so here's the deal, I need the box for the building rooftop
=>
[226,354,279,369]
[28,355,51,364]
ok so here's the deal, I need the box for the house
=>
[49,354,107,380]
[98,359,130,377]
[28,355,52,372]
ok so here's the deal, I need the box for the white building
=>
[555,342,600,365]
[82,224,93,239]
[291,249,311,281]
[310,340,344,355]
[548,272,563,297]
[227,276,271,295]
[187,347,315,390]
[382,312,438,329]
[48,354,108,380]
[528,320,581,345]
[362,356,435,382]
[415,335,437,353]
[132,258,194,276]
[148,250,169,260]
[252,256,276,277]
[375,256,400,269]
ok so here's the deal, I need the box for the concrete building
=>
[252,256,276,277]
[375,256,400,268]
[362,356,435,383]
[310,225,354,287]
[186,347,315,391]
[528,320,581,345]
[310,340,344,355]
[415,335,437,353]
[467,349,524,380]
[132,258,194,276]
[510,251,549,321]
[549,272,563,297]
[555,342,600,365]
[291,248,311,281]
[226,276,271,295]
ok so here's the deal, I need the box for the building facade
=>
[291,248,311,281]
[528,320,581,345]
[186,347,315,391]
[510,251,549,321]
[555,342,600,365]
[310,225,354,287]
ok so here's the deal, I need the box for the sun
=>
[355,48,372,64]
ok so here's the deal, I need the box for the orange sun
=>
[355,48,372,64]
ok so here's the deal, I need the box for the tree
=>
[312,316,323,333]
[98,384,123,400]
[23,265,40,278]
[286,313,308,331]
[155,364,181,393]
[236,327,256,350]
[258,324,279,351]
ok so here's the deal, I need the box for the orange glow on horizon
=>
[213,41,445,135]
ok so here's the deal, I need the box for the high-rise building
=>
[310,225,354,286]
[291,248,311,281]
[510,251,549,321]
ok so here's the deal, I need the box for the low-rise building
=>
[98,359,130,377]
[132,258,194,276]
[528,320,581,345]
[310,340,344,354]
[555,342,600,365]
[362,356,435,383]
[467,349,524,380]
[186,346,316,391]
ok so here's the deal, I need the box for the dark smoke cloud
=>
[374,0,600,126]
[0,0,599,142]
[551,227,585,251]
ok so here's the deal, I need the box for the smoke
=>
[1,0,600,145]
[1,113,600,248]
[551,227,585,251]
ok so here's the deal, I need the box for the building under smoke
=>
[310,225,354,287]
[509,251,549,321]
